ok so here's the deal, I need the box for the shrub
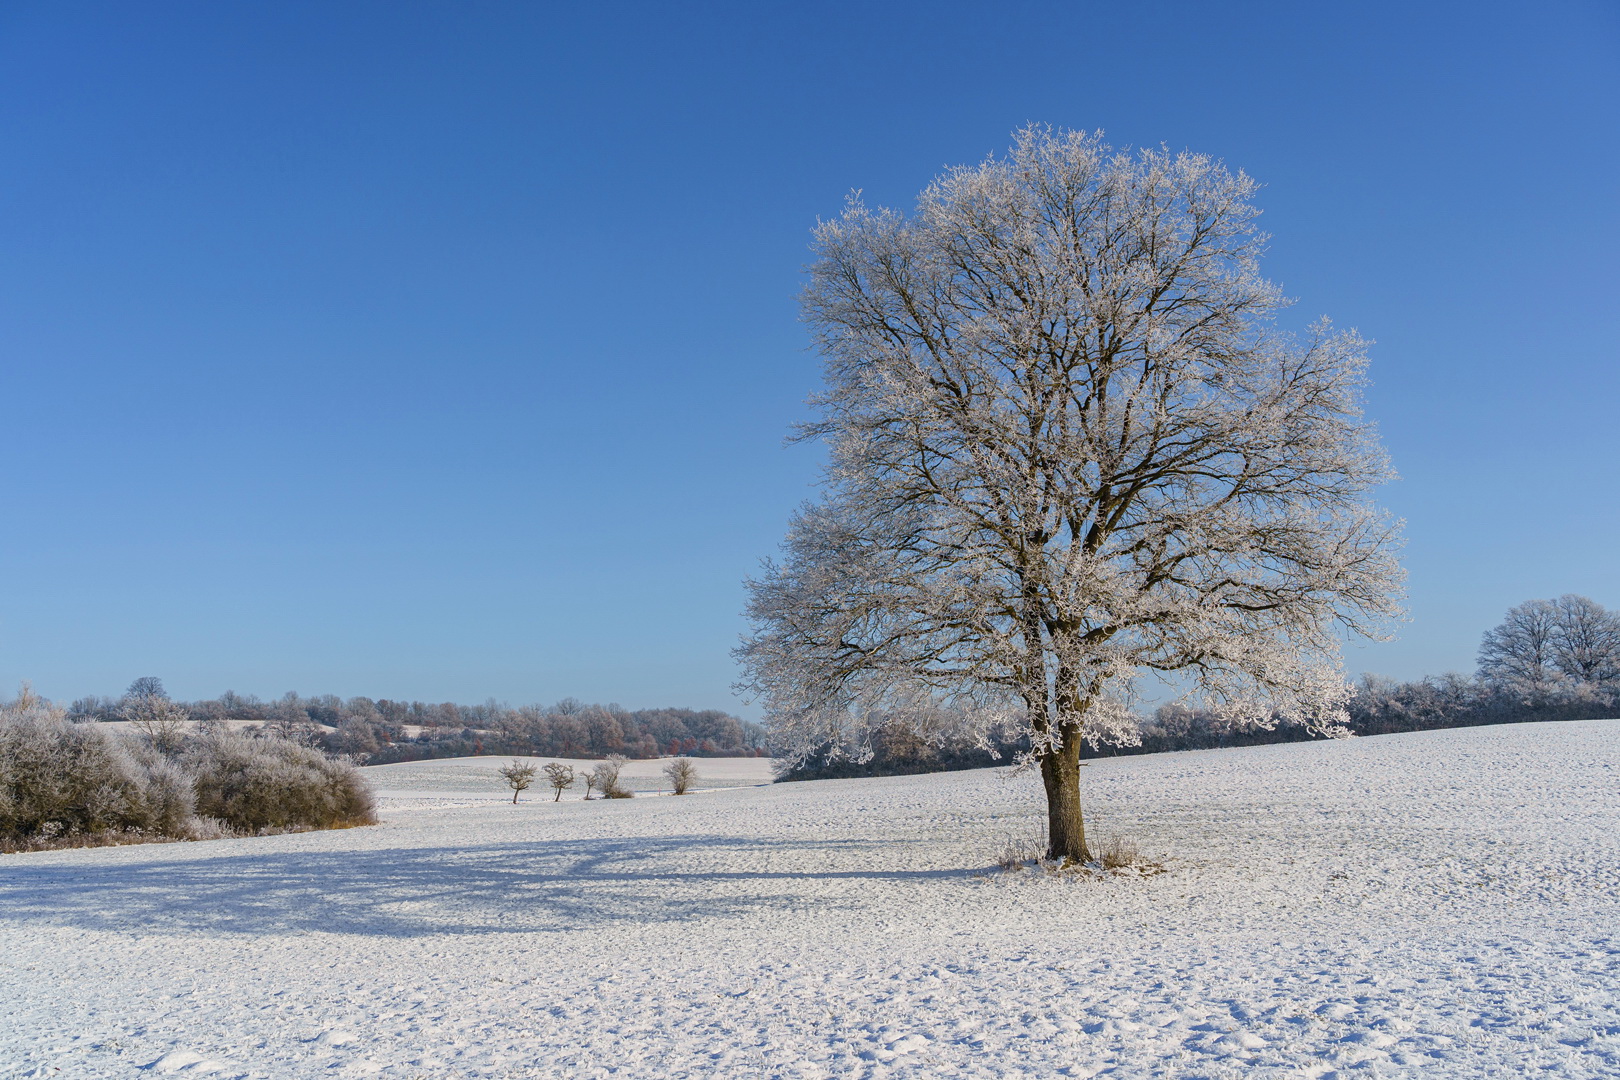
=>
[662,756,697,795]
[591,754,632,798]
[115,739,195,837]
[185,730,375,833]
[0,686,195,842]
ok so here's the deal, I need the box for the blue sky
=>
[2,1,1616,713]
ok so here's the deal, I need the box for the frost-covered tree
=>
[542,761,575,801]
[125,676,167,701]
[739,127,1404,863]
[1478,599,1562,696]
[120,694,191,756]
[264,693,322,746]
[498,760,538,803]
[1549,594,1620,689]
[1479,594,1620,697]
[120,675,190,756]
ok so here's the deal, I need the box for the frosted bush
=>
[662,756,698,795]
[0,685,195,841]
[185,816,237,841]
[591,754,632,799]
[184,730,375,832]
[111,738,194,837]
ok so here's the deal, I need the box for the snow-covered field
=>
[2,722,1617,1078]
[363,754,775,804]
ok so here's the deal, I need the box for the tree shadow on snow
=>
[0,834,971,938]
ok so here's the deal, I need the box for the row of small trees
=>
[498,756,699,802]
[1,685,375,850]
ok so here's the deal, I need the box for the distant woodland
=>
[58,596,1618,778]
[782,595,1620,780]
[71,687,766,765]
[781,672,1620,781]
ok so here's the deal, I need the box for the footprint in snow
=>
[142,1050,233,1074]
[1212,1032,1267,1054]
[312,1030,357,1047]
[860,1034,931,1062]
[1344,1030,1399,1049]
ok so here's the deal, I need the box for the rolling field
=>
[1,723,1617,1078]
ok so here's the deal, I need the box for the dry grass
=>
[994,831,1046,871]
[0,813,382,855]
[989,825,1166,878]
[1092,834,1144,870]
[0,830,181,855]
[1076,833,1167,877]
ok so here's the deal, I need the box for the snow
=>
[2,721,1618,1078]
[363,754,774,804]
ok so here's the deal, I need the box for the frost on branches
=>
[737,127,1404,863]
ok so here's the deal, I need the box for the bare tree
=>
[1480,595,1620,696]
[662,757,698,795]
[581,772,597,800]
[591,754,631,798]
[125,676,167,702]
[738,127,1404,863]
[498,760,538,803]
[1549,594,1620,689]
[120,694,191,757]
[333,715,380,757]
[542,761,576,801]
[1478,598,1566,697]
[264,694,322,746]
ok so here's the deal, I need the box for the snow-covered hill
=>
[361,753,775,804]
[2,721,1616,1077]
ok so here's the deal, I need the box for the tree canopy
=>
[740,127,1404,862]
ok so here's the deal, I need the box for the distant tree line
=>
[779,595,1620,780]
[69,685,767,765]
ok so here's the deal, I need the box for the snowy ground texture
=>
[3,721,1618,1079]
[363,755,775,806]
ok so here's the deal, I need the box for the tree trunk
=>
[512,790,520,804]
[1040,727,1090,864]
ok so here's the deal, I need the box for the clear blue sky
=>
[2,1,1616,713]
